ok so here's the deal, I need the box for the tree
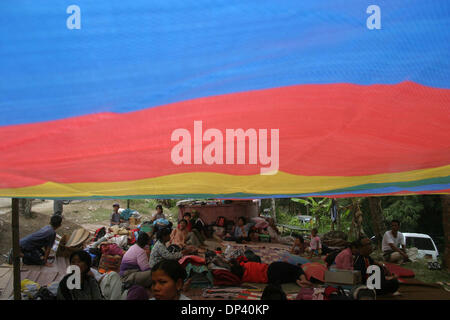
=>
[383,196,423,230]
[19,199,32,218]
[271,198,277,224]
[350,198,364,241]
[368,197,385,249]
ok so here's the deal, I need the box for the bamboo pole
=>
[12,198,21,300]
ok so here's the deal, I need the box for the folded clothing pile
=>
[211,269,242,287]
[98,243,125,274]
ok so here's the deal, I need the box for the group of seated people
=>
[57,247,191,300]
[214,215,295,245]
[15,204,410,300]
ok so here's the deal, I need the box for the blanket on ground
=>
[384,263,415,278]
[225,244,289,265]
[377,280,450,300]
[236,290,298,300]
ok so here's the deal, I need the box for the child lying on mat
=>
[229,259,313,287]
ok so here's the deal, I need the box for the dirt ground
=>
[0,199,167,264]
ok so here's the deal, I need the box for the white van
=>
[403,233,439,261]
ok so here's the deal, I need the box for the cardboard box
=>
[325,269,362,285]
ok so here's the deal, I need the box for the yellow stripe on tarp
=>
[0,165,449,198]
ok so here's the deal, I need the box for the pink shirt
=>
[121,244,150,272]
[310,236,322,250]
[334,247,353,270]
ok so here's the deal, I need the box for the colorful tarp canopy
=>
[0,0,449,199]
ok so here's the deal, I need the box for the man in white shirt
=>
[382,220,409,263]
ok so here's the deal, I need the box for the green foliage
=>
[383,196,424,230]
[277,210,302,227]
[403,260,450,284]
[290,197,332,232]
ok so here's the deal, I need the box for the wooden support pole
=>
[12,198,21,300]
[441,195,450,271]
[271,198,277,224]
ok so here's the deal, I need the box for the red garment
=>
[242,262,269,283]
[236,255,248,265]
[384,263,415,278]
[186,221,192,232]
[334,247,353,270]
[301,262,327,282]
[101,243,125,256]
[178,255,206,268]
[212,269,242,286]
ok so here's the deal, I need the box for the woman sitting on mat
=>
[170,219,205,250]
[224,217,255,243]
[149,227,191,269]
[57,250,104,300]
[120,231,153,288]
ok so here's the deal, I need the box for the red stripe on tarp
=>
[0,81,449,188]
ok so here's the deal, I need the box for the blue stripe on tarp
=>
[1,0,449,126]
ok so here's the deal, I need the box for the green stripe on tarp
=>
[1,175,448,200]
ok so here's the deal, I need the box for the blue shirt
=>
[19,225,56,251]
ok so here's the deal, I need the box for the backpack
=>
[324,286,352,300]
[350,285,376,300]
[215,216,226,227]
[35,287,56,300]
[89,248,102,268]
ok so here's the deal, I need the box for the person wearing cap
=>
[110,203,123,227]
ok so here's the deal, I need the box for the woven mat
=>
[226,244,289,264]
[236,290,298,300]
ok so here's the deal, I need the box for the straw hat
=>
[65,228,91,247]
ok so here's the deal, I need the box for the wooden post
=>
[271,198,277,224]
[368,197,385,249]
[441,195,450,271]
[127,199,130,209]
[12,198,21,300]
[336,200,341,231]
